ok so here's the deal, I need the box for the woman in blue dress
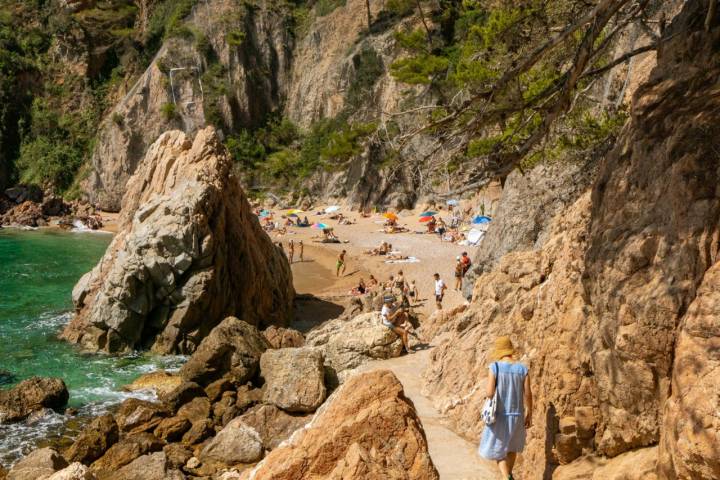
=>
[478,336,533,480]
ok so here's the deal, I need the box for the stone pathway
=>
[359,348,499,480]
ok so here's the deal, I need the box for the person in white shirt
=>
[434,273,447,310]
[380,300,411,354]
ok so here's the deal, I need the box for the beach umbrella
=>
[288,213,299,218]
[383,212,398,221]
[419,216,433,223]
[287,209,304,215]
[258,209,271,217]
[472,215,492,224]
[313,223,328,229]
[446,199,459,206]
[419,211,437,217]
[325,206,341,213]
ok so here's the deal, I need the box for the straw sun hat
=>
[491,336,515,360]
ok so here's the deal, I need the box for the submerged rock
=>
[0,377,69,423]
[241,370,438,479]
[63,127,294,354]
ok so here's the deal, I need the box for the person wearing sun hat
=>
[478,336,533,480]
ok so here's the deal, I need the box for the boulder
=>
[113,399,168,434]
[158,381,206,411]
[154,416,191,442]
[110,452,185,480]
[162,443,192,469]
[204,378,233,402]
[198,418,263,466]
[41,196,69,217]
[90,433,164,477]
[259,347,326,412]
[179,317,269,386]
[0,201,44,227]
[181,418,214,447]
[235,385,263,412]
[0,377,69,423]
[46,463,95,480]
[175,397,211,424]
[63,128,294,354]
[238,404,310,450]
[305,312,403,384]
[240,370,438,479]
[7,448,68,480]
[262,326,305,349]
[63,414,119,465]
[123,371,183,397]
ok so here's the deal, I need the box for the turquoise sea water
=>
[0,229,185,465]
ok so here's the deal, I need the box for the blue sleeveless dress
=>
[478,361,528,460]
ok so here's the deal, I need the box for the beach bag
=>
[481,362,498,425]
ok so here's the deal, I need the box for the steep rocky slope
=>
[85,0,293,211]
[63,126,294,354]
[423,1,720,478]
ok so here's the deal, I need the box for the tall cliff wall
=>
[423,1,720,478]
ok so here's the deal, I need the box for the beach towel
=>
[384,256,420,264]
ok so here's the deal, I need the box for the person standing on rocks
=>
[478,336,532,480]
[288,240,295,264]
[454,256,464,291]
[433,273,446,309]
[336,250,347,277]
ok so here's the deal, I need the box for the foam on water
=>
[0,229,187,466]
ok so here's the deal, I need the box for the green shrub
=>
[17,136,83,193]
[161,102,178,121]
[227,29,245,47]
[111,112,124,126]
[315,0,346,17]
[346,45,384,108]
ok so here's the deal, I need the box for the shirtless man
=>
[288,239,295,264]
[336,250,347,277]
[298,240,304,262]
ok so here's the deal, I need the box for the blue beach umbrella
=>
[419,211,437,217]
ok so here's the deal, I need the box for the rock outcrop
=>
[423,3,720,478]
[305,312,403,384]
[241,370,438,479]
[63,414,119,465]
[6,448,68,480]
[63,127,294,354]
[0,377,69,423]
[198,418,263,466]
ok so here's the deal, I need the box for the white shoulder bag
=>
[481,362,498,425]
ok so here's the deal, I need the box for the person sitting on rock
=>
[367,274,379,289]
[380,300,411,354]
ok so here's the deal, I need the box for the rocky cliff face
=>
[63,126,294,354]
[85,0,293,211]
[424,2,720,478]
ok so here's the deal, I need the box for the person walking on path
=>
[478,336,533,480]
[298,240,304,262]
[288,240,295,264]
[454,256,464,291]
[336,250,347,277]
[433,273,447,310]
[461,251,472,275]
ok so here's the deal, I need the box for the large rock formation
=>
[241,370,438,479]
[63,127,294,354]
[85,0,293,211]
[259,347,326,412]
[423,2,720,478]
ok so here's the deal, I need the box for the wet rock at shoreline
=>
[240,370,438,479]
[46,462,96,480]
[0,377,69,423]
[123,371,183,398]
[259,348,326,413]
[114,399,169,434]
[158,382,206,412]
[178,317,269,387]
[63,127,294,354]
[89,433,164,478]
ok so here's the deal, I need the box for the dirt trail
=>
[358,348,498,479]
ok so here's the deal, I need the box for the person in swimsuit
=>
[454,256,463,291]
[336,250,347,277]
[288,239,295,264]
[380,300,410,353]
[394,270,406,294]
[407,280,419,304]
[478,337,533,480]
[298,240,304,262]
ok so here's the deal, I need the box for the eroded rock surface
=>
[0,377,68,423]
[305,312,403,384]
[259,347,326,412]
[63,127,294,354]
[241,370,438,479]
